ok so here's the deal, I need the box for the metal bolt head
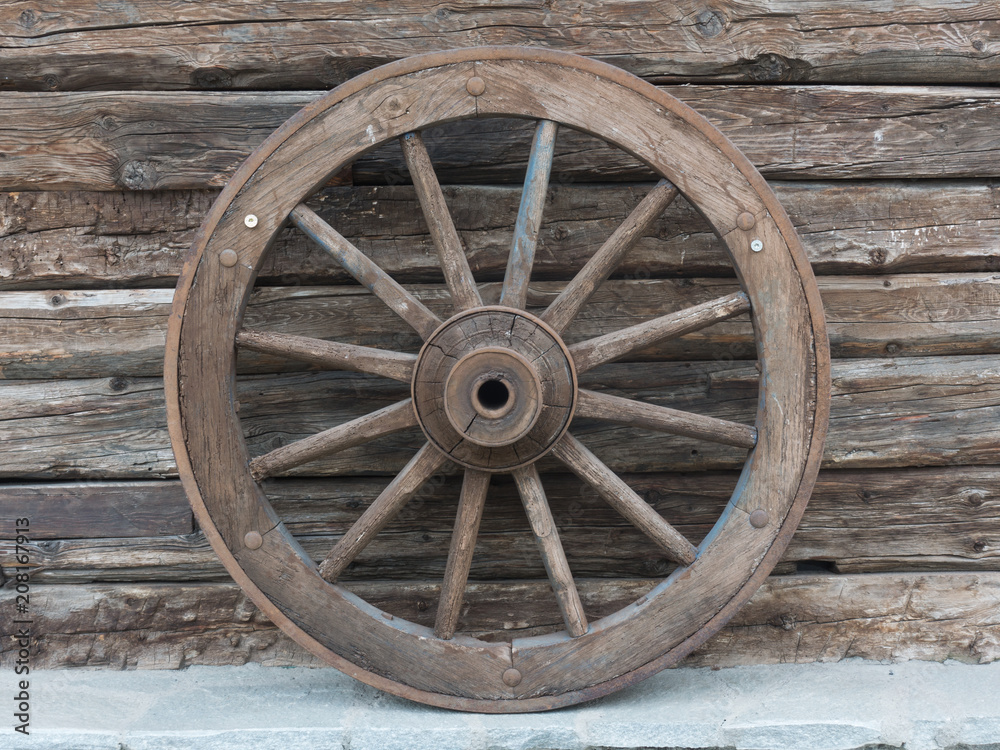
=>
[244,214,259,228]
[502,668,522,687]
[244,530,263,549]
[737,212,756,231]
[466,76,486,96]
[749,509,769,528]
[219,249,239,267]
[750,239,764,253]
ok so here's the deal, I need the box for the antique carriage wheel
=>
[166,47,829,712]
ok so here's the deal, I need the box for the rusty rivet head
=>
[502,668,522,687]
[749,509,769,528]
[244,214,258,228]
[737,212,756,231]
[243,530,263,549]
[219,249,239,267]
[466,76,486,96]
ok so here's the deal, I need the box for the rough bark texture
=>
[4,183,997,290]
[1,2,998,90]
[2,573,997,669]
[2,87,1000,190]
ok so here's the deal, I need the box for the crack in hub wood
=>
[413,306,576,471]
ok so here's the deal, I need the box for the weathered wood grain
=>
[2,274,997,379]
[4,183,997,290]
[3,87,1000,190]
[3,573,998,668]
[4,467,996,583]
[0,481,191,539]
[1,2,998,90]
[2,356,999,480]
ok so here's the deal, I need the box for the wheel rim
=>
[165,47,830,712]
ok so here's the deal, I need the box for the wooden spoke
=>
[434,469,491,640]
[499,120,558,309]
[236,329,416,383]
[552,433,698,566]
[250,399,417,481]
[512,464,588,637]
[289,204,442,339]
[541,179,679,333]
[576,389,757,450]
[319,442,448,582]
[569,291,751,374]
[400,131,482,312]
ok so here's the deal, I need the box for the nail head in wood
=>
[243,530,263,549]
[749,509,770,528]
[219,249,239,267]
[244,214,258,228]
[466,76,486,96]
[751,239,764,252]
[737,212,756,231]
[502,668,522,687]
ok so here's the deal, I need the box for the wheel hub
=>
[413,306,576,471]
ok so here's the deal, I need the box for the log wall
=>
[1,2,999,672]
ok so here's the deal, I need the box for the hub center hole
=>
[476,379,510,412]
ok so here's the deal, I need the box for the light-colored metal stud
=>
[749,509,769,528]
[244,214,259,228]
[502,668,522,687]
[737,212,756,231]
[219,249,239,267]
[750,239,764,253]
[244,530,263,549]
[466,76,486,96]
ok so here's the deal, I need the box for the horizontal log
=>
[2,356,999,480]
[3,87,1000,190]
[3,183,997,290]
[2,572,997,668]
[0,481,190,539]
[2,273,998,378]
[2,467,996,582]
[1,2,998,90]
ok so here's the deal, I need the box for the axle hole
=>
[477,379,510,411]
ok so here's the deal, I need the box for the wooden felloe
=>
[165,48,829,711]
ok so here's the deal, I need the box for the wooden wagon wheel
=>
[165,47,829,712]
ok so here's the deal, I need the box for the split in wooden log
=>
[512,464,589,637]
[236,329,416,382]
[288,203,442,339]
[569,291,752,373]
[435,469,491,640]
[318,442,448,582]
[551,433,698,566]
[399,131,481,312]
[500,120,558,309]
[541,179,678,333]
[249,398,417,481]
